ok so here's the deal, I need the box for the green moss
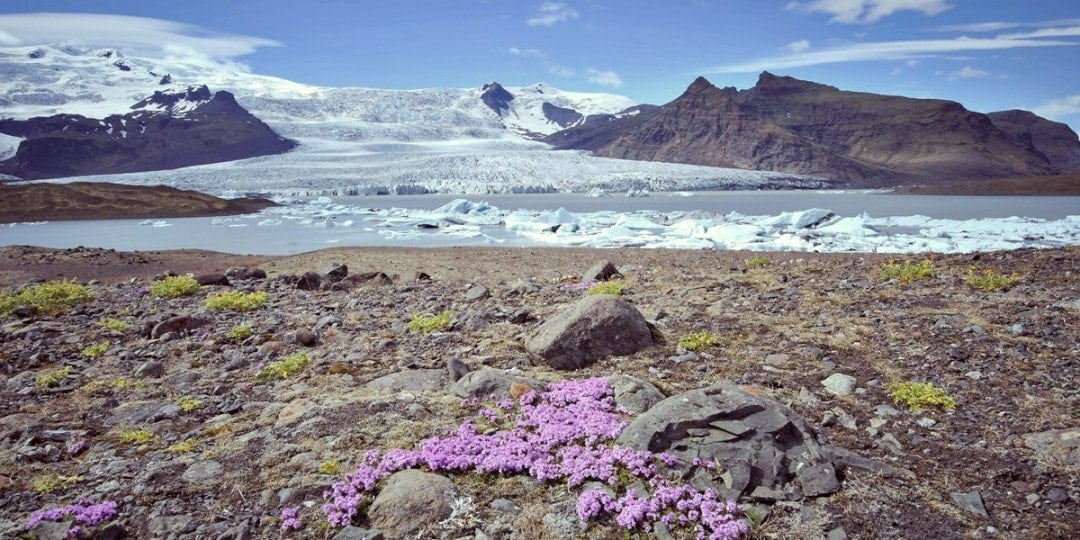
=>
[32,474,81,494]
[176,396,203,413]
[165,439,199,453]
[255,352,309,383]
[118,427,157,445]
[965,267,1020,292]
[227,324,254,342]
[880,259,936,284]
[318,460,342,475]
[81,341,110,358]
[406,311,453,333]
[35,366,72,388]
[0,279,94,317]
[744,255,771,268]
[586,280,626,296]
[205,291,268,311]
[97,318,131,332]
[151,275,201,298]
[890,381,956,411]
[678,331,724,352]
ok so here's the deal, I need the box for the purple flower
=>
[280,506,302,531]
[26,500,118,532]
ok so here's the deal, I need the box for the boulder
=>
[449,368,542,399]
[225,266,267,280]
[194,273,230,286]
[583,260,620,281]
[368,470,457,538]
[295,272,321,291]
[319,262,349,283]
[616,383,830,500]
[606,374,665,414]
[525,295,653,370]
[365,369,445,394]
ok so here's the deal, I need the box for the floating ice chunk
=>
[432,198,496,215]
[150,221,172,228]
[257,219,283,226]
[762,208,837,229]
[670,191,697,197]
[505,207,581,233]
[611,214,666,231]
[817,213,879,236]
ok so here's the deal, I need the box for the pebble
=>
[821,373,856,396]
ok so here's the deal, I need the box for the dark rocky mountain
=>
[540,102,582,128]
[480,82,514,117]
[0,85,296,181]
[545,73,1080,187]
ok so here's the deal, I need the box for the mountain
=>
[0,44,816,194]
[545,73,1080,187]
[0,85,296,180]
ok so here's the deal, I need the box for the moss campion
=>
[406,310,453,333]
[890,381,956,411]
[206,290,268,311]
[0,279,95,317]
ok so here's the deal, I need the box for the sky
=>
[0,1,1077,131]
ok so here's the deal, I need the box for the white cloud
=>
[0,13,279,63]
[508,47,547,59]
[586,68,623,87]
[935,18,1080,33]
[788,0,952,24]
[786,39,811,53]
[998,26,1080,40]
[1032,94,1080,120]
[949,65,990,80]
[548,64,576,77]
[701,35,1076,73]
[526,2,580,27]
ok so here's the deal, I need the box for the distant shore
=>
[890,172,1080,196]
[0,182,277,224]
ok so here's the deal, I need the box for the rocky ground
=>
[0,245,1076,539]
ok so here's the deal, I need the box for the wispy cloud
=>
[998,26,1080,40]
[549,64,576,77]
[586,68,623,87]
[934,18,1080,33]
[701,35,1076,73]
[508,47,547,59]
[0,13,279,63]
[1032,94,1080,120]
[948,65,990,80]
[786,39,811,53]
[786,0,952,24]
[526,2,580,27]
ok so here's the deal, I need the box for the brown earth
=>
[0,182,277,224]
[0,245,1076,539]
[892,172,1080,196]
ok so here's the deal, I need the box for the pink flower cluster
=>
[25,499,117,535]
[561,279,600,291]
[280,506,302,530]
[321,377,748,538]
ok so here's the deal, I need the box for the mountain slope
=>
[547,73,1080,186]
[0,85,296,180]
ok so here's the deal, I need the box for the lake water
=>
[2,191,1078,255]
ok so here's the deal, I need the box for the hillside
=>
[0,182,277,223]
[546,73,1080,188]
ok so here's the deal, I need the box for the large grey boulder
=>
[449,368,542,399]
[368,470,457,538]
[525,295,653,370]
[616,383,832,500]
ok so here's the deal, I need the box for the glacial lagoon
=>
[2,191,1078,255]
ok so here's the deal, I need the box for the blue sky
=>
[1,1,1077,130]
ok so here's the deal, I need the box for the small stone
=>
[181,460,223,483]
[1045,487,1069,503]
[489,498,519,513]
[875,404,901,416]
[1025,493,1040,505]
[950,490,989,518]
[332,527,384,540]
[582,260,620,281]
[465,286,490,302]
[135,360,165,378]
[965,371,983,380]
[916,417,937,428]
[821,373,856,396]
[295,328,318,347]
[826,527,849,540]
[797,462,840,497]
[446,358,470,382]
[798,387,820,407]
[765,353,791,367]
[368,470,457,538]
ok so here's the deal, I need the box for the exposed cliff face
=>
[0,86,296,181]
[987,109,1080,173]
[546,73,1080,186]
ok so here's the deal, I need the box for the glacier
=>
[0,44,826,195]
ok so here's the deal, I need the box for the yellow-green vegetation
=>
[254,352,309,383]
[745,255,771,268]
[205,290,268,311]
[880,259,936,284]
[118,427,157,445]
[81,341,110,358]
[0,279,94,317]
[318,460,342,475]
[150,275,201,298]
[165,439,199,453]
[97,317,131,332]
[965,267,1020,292]
[406,310,453,333]
[227,324,254,342]
[34,366,72,388]
[176,396,204,413]
[111,378,146,391]
[678,331,724,352]
[890,381,956,411]
[32,474,82,493]
[586,280,626,296]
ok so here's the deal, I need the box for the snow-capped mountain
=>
[0,44,824,194]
